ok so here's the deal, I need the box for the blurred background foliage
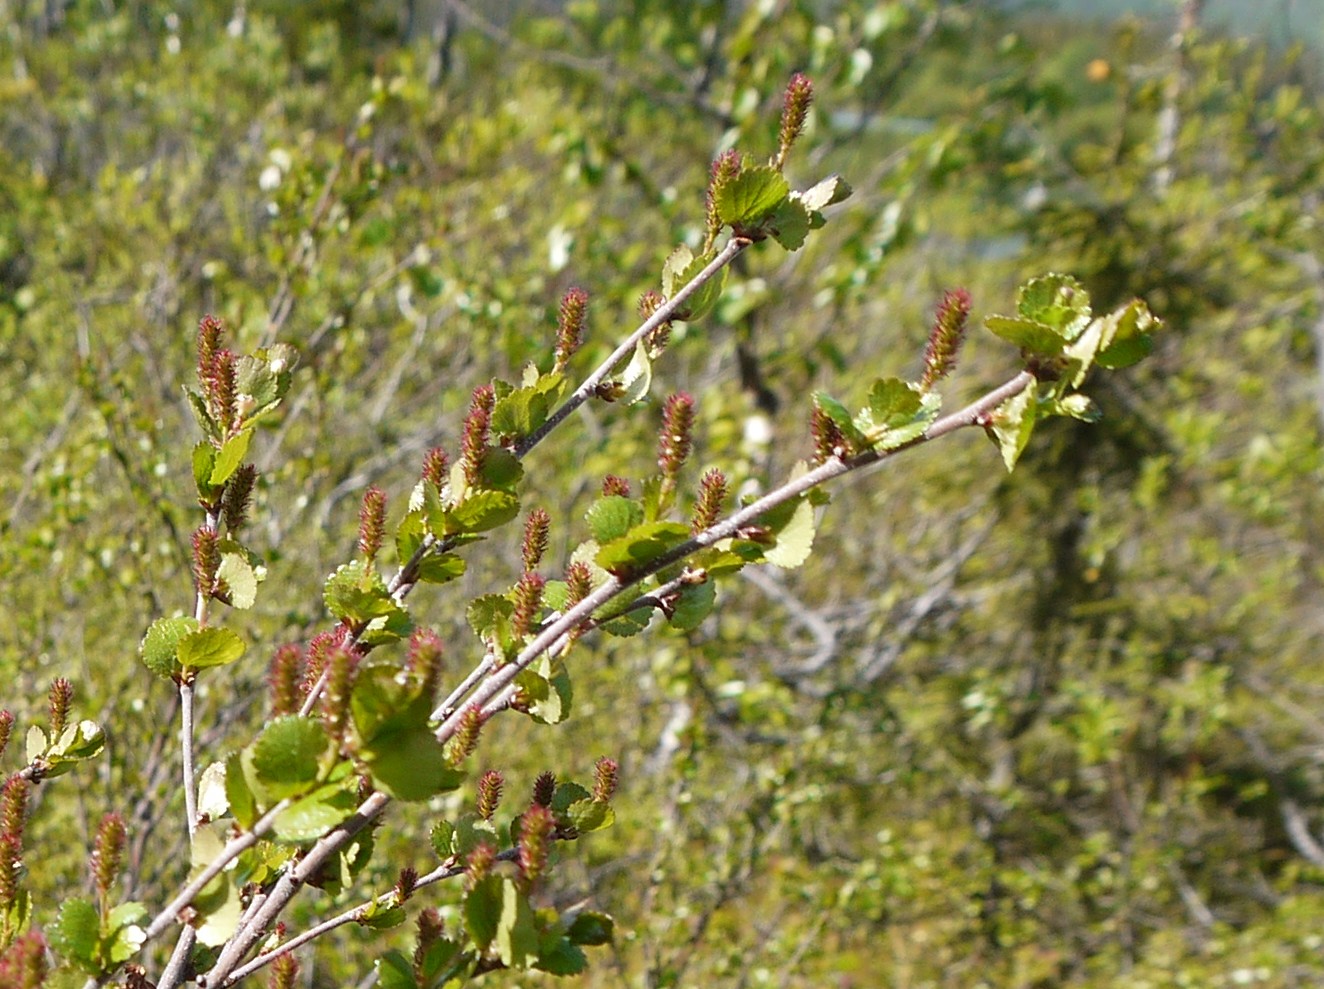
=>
[1,0,1322,986]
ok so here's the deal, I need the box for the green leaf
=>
[563,798,615,833]
[210,427,253,485]
[225,750,258,829]
[375,950,418,989]
[762,495,816,569]
[358,607,415,648]
[44,720,106,774]
[323,560,399,624]
[433,813,500,860]
[416,551,466,585]
[566,910,614,946]
[358,902,407,931]
[447,490,521,533]
[1055,393,1102,422]
[856,377,941,450]
[767,196,812,250]
[714,165,790,228]
[595,521,691,576]
[616,340,652,405]
[215,540,262,609]
[185,387,219,441]
[192,442,219,498]
[989,379,1038,471]
[467,594,515,644]
[660,248,727,322]
[491,386,551,439]
[140,615,198,681]
[178,626,246,670]
[1095,299,1158,369]
[983,315,1068,356]
[668,578,716,631]
[465,876,502,952]
[495,877,539,969]
[362,727,465,801]
[1015,273,1092,340]
[250,716,330,800]
[535,939,588,976]
[104,903,148,964]
[350,662,433,744]
[797,174,853,211]
[585,496,644,543]
[50,898,101,972]
[271,779,361,843]
[514,657,573,725]
[478,446,524,491]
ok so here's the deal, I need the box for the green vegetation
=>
[0,1,1321,986]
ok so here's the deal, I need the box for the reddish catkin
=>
[48,677,74,736]
[691,468,728,534]
[921,288,973,391]
[657,392,695,481]
[0,710,12,761]
[517,803,556,890]
[776,72,814,168]
[421,446,449,489]
[554,287,589,372]
[521,508,551,571]
[477,769,504,820]
[357,486,387,563]
[90,812,127,899]
[459,385,495,485]
[268,644,304,716]
[593,757,619,803]
[532,770,557,808]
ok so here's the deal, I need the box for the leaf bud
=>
[775,73,814,169]
[921,288,972,391]
[48,677,74,737]
[221,463,257,532]
[459,385,495,485]
[601,474,631,498]
[521,508,551,571]
[517,803,555,890]
[90,812,127,901]
[554,287,589,373]
[532,771,557,808]
[357,486,388,564]
[422,446,449,489]
[690,468,728,534]
[592,756,619,803]
[268,644,304,717]
[477,769,504,821]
